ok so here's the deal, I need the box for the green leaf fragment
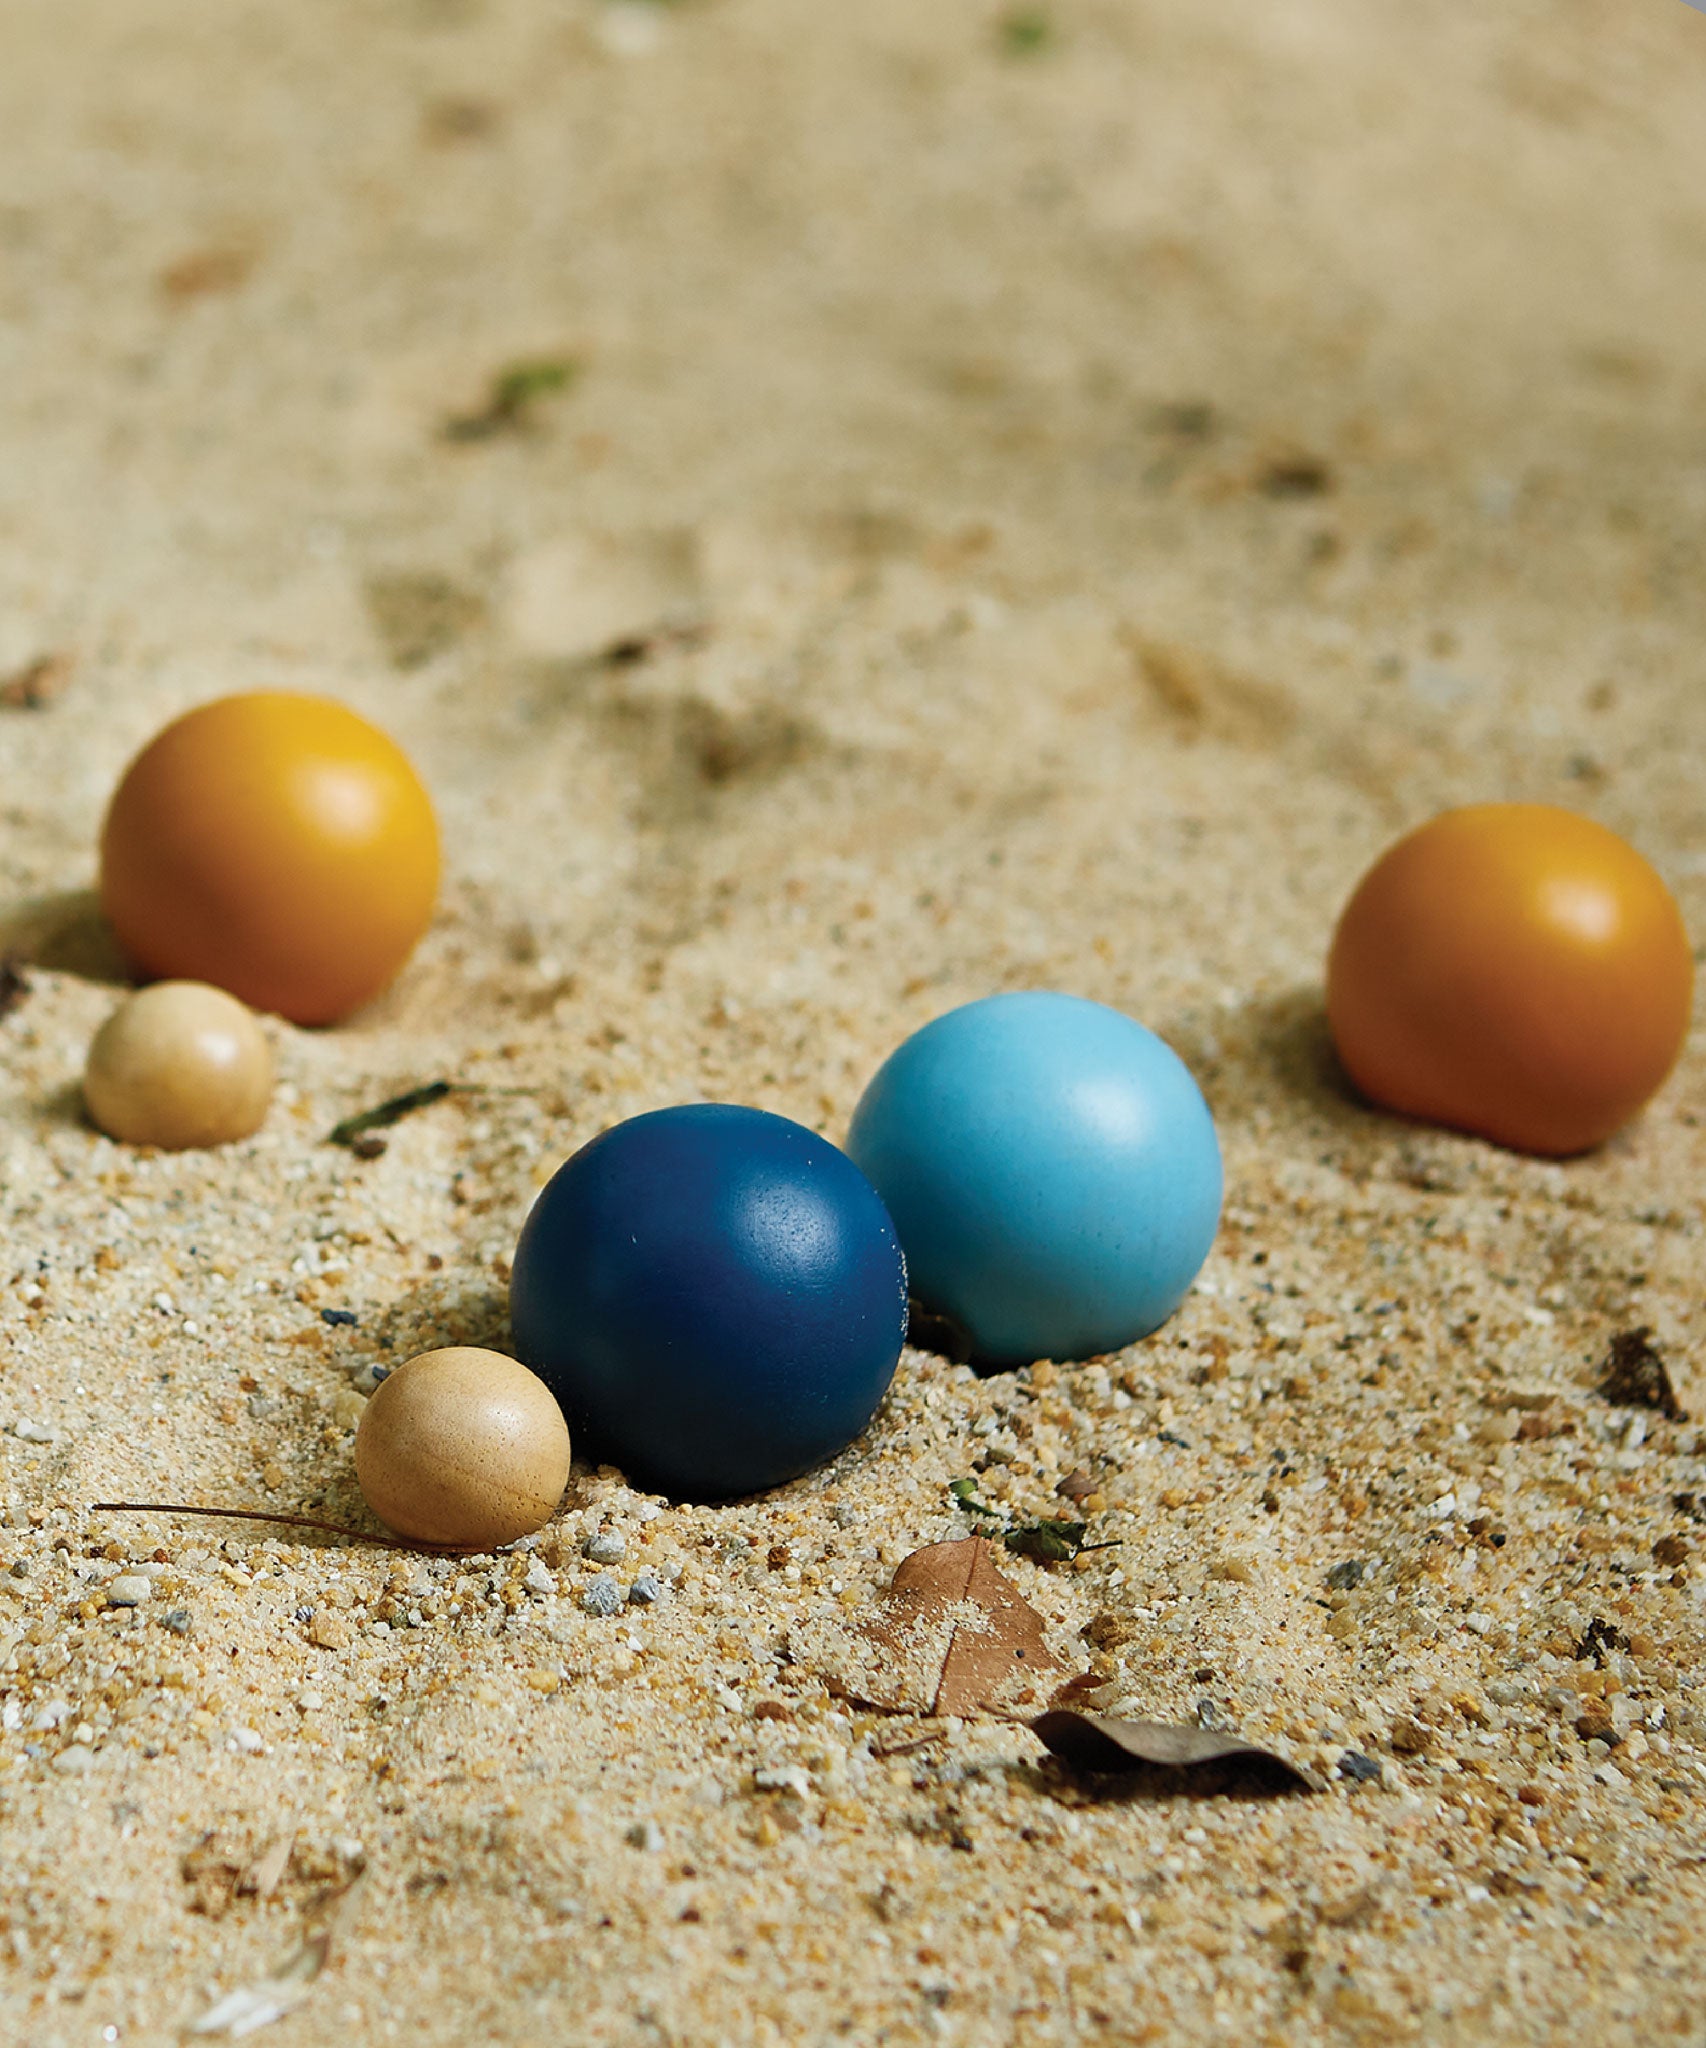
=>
[328,1080,456,1146]
[491,359,577,413]
[1002,1520,1087,1564]
[444,357,580,441]
[1000,8,1053,56]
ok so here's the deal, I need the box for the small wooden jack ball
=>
[83,981,273,1150]
[355,1347,572,1550]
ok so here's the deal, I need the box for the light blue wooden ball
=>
[847,992,1222,1366]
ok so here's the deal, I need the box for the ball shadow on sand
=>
[0,888,133,984]
[365,1278,513,1365]
[1221,984,1405,1182]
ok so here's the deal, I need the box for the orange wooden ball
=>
[355,1348,572,1550]
[99,692,440,1026]
[1327,803,1693,1155]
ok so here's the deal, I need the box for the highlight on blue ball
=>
[509,1104,909,1501]
[847,991,1222,1367]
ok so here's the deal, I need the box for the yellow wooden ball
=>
[355,1347,572,1550]
[83,981,273,1149]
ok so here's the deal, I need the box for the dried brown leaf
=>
[1598,1327,1686,1422]
[1031,1710,1324,1793]
[1257,451,1335,498]
[1047,1669,1126,1715]
[0,652,72,709]
[1572,1615,1630,1667]
[159,248,254,302]
[840,1536,1062,1717]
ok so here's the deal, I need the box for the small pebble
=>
[106,1575,152,1608]
[308,1609,352,1650]
[83,981,273,1150]
[582,1574,623,1617]
[329,1388,367,1430]
[585,1530,627,1565]
[52,1744,97,1774]
[628,1570,663,1606]
[1338,1751,1383,1784]
[523,1558,555,1596]
[1212,1553,1256,1585]
[159,1609,192,1635]
[625,1819,665,1851]
[229,1727,264,1754]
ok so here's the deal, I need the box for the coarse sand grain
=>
[3,2,1706,2043]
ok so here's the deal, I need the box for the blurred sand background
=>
[3,1,1706,2042]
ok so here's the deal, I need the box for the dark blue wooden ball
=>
[509,1104,908,1501]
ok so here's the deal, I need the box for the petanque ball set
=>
[87,693,1693,1522]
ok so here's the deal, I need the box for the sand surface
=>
[4,1,1706,2041]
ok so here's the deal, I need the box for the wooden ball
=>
[355,1347,572,1550]
[84,981,273,1150]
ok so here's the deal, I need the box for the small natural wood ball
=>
[355,1347,572,1550]
[84,980,273,1150]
